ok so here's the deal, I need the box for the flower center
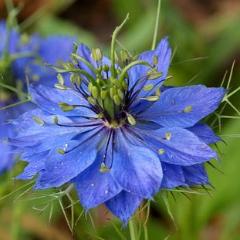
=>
[87,62,128,122]
[57,49,162,127]
[56,16,162,127]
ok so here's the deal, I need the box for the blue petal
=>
[12,34,40,82]
[161,163,186,189]
[39,36,75,65]
[29,84,95,117]
[10,108,101,160]
[13,35,76,85]
[183,164,209,186]
[17,151,47,180]
[139,127,217,166]
[35,36,75,85]
[128,38,171,95]
[33,126,105,189]
[139,85,225,128]
[187,124,221,144]
[35,141,96,189]
[161,163,209,189]
[111,129,163,198]
[74,154,122,209]
[127,38,171,114]
[11,109,80,144]
[105,191,142,223]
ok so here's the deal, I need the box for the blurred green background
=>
[0,0,240,239]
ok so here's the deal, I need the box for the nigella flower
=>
[12,35,76,85]
[0,20,76,86]
[10,37,225,223]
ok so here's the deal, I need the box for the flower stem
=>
[129,218,137,240]
[151,0,162,50]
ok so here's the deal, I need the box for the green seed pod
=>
[100,88,108,99]
[96,78,102,86]
[88,82,93,93]
[103,97,114,119]
[110,87,117,99]
[117,89,124,99]
[113,94,121,106]
[91,86,99,98]
[110,77,118,85]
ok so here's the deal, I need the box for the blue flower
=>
[0,20,76,86]
[12,35,76,85]
[10,38,225,223]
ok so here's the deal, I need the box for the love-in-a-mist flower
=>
[13,35,76,85]
[10,32,225,223]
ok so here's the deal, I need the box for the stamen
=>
[143,84,154,91]
[165,132,172,141]
[99,162,110,173]
[158,148,165,155]
[32,116,44,126]
[140,96,159,102]
[126,112,136,125]
[183,105,193,113]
